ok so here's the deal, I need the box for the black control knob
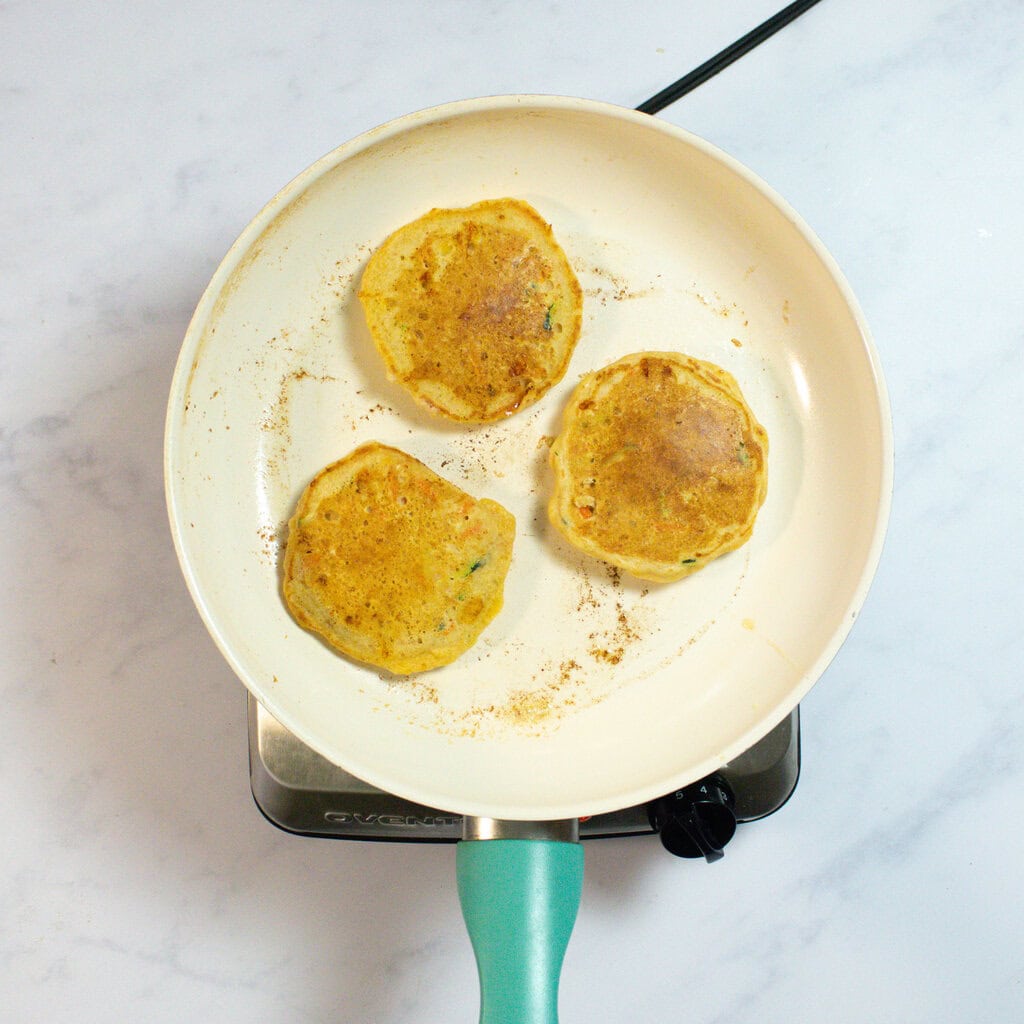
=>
[648,774,737,862]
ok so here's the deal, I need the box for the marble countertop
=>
[3,2,1021,1021]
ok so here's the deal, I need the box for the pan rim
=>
[165,94,893,820]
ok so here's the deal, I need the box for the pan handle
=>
[457,819,584,1024]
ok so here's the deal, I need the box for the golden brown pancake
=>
[358,198,583,423]
[547,352,768,582]
[283,442,515,674]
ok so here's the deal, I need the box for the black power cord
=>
[636,0,824,114]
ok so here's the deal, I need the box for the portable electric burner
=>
[249,695,800,862]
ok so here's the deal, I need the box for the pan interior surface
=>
[166,97,891,820]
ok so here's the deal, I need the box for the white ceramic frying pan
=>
[165,96,892,1022]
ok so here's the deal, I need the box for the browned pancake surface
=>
[283,442,515,673]
[359,198,582,423]
[548,352,768,581]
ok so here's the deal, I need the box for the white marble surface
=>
[2,1,1022,1021]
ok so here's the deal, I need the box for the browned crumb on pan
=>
[327,246,373,301]
[573,564,647,662]
[577,263,655,306]
[408,681,440,705]
[446,422,515,482]
[257,522,286,562]
[259,368,337,435]
[502,657,585,724]
[689,289,744,320]
[503,688,556,724]
[441,657,588,737]
[588,599,643,665]
[575,571,600,613]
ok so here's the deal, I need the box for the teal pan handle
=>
[457,838,584,1024]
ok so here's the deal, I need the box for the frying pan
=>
[165,95,892,1022]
